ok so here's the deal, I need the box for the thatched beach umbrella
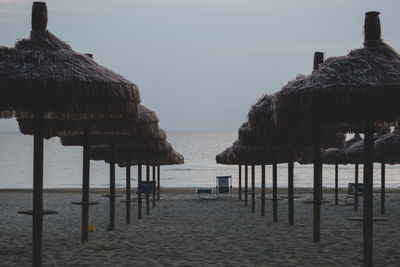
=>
[298,133,362,205]
[216,146,246,202]
[18,104,158,242]
[232,139,271,214]
[232,137,289,222]
[247,55,345,226]
[373,128,400,215]
[63,129,167,230]
[347,133,387,213]
[1,3,140,265]
[322,147,347,205]
[90,138,174,223]
[274,12,400,265]
[117,149,184,206]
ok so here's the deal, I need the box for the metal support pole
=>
[152,165,156,208]
[381,162,385,215]
[126,160,131,224]
[109,144,116,231]
[157,165,160,200]
[363,123,374,267]
[313,127,321,242]
[288,158,294,225]
[251,165,255,213]
[261,165,265,216]
[33,111,44,267]
[138,164,142,219]
[239,165,242,201]
[273,163,278,222]
[355,164,359,212]
[81,130,90,242]
[335,164,338,205]
[245,165,248,206]
[146,165,150,215]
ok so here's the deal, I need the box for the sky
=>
[0,0,399,132]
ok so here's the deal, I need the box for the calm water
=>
[0,131,399,189]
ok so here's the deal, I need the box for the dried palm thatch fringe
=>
[0,29,140,119]
[216,146,237,165]
[375,128,400,164]
[346,133,384,164]
[117,150,184,167]
[274,40,400,132]
[18,105,159,139]
[240,121,345,150]
[322,148,348,165]
[90,140,174,162]
[299,133,363,164]
[60,128,167,146]
[246,95,346,148]
[230,140,290,165]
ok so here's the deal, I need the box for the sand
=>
[1,188,400,266]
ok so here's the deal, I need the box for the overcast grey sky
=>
[1,0,399,132]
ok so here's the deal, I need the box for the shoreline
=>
[1,186,399,194]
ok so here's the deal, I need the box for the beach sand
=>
[1,188,400,266]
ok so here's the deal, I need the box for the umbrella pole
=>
[363,123,374,267]
[33,110,44,267]
[320,165,323,200]
[245,165,248,206]
[126,159,131,224]
[288,154,294,225]
[251,165,255,213]
[313,126,322,242]
[109,143,116,231]
[146,165,150,215]
[157,165,160,200]
[152,166,156,208]
[261,165,265,216]
[273,163,278,222]
[138,164,142,219]
[81,130,90,242]
[381,162,385,215]
[239,165,242,201]
[335,164,338,205]
[355,164,359,212]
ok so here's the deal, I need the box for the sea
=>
[0,131,399,189]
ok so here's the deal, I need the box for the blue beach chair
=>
[216,176,232,199]
[136,181,156,198]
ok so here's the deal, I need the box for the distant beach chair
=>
[136,181,156,198]
[216,176,232,199]
[345,183,376,205]
[196,188,213,200]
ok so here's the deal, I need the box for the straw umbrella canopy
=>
[374,128,400,164]
[246,91,345,225]
[216,146,237,165]
[117,148,184,208]
[45,105,160,242]
[274,12,400,265]
[90,137,177,221]
[346,133,385,164]
[117,149,184,167]
[65,127,167,229]
[374,128,400,215]
[1,3,140,265]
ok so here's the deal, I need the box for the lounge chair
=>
[196,188,213,200]
[345,183,376,205]
[136,181,156,198]
[216,176,232,199]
